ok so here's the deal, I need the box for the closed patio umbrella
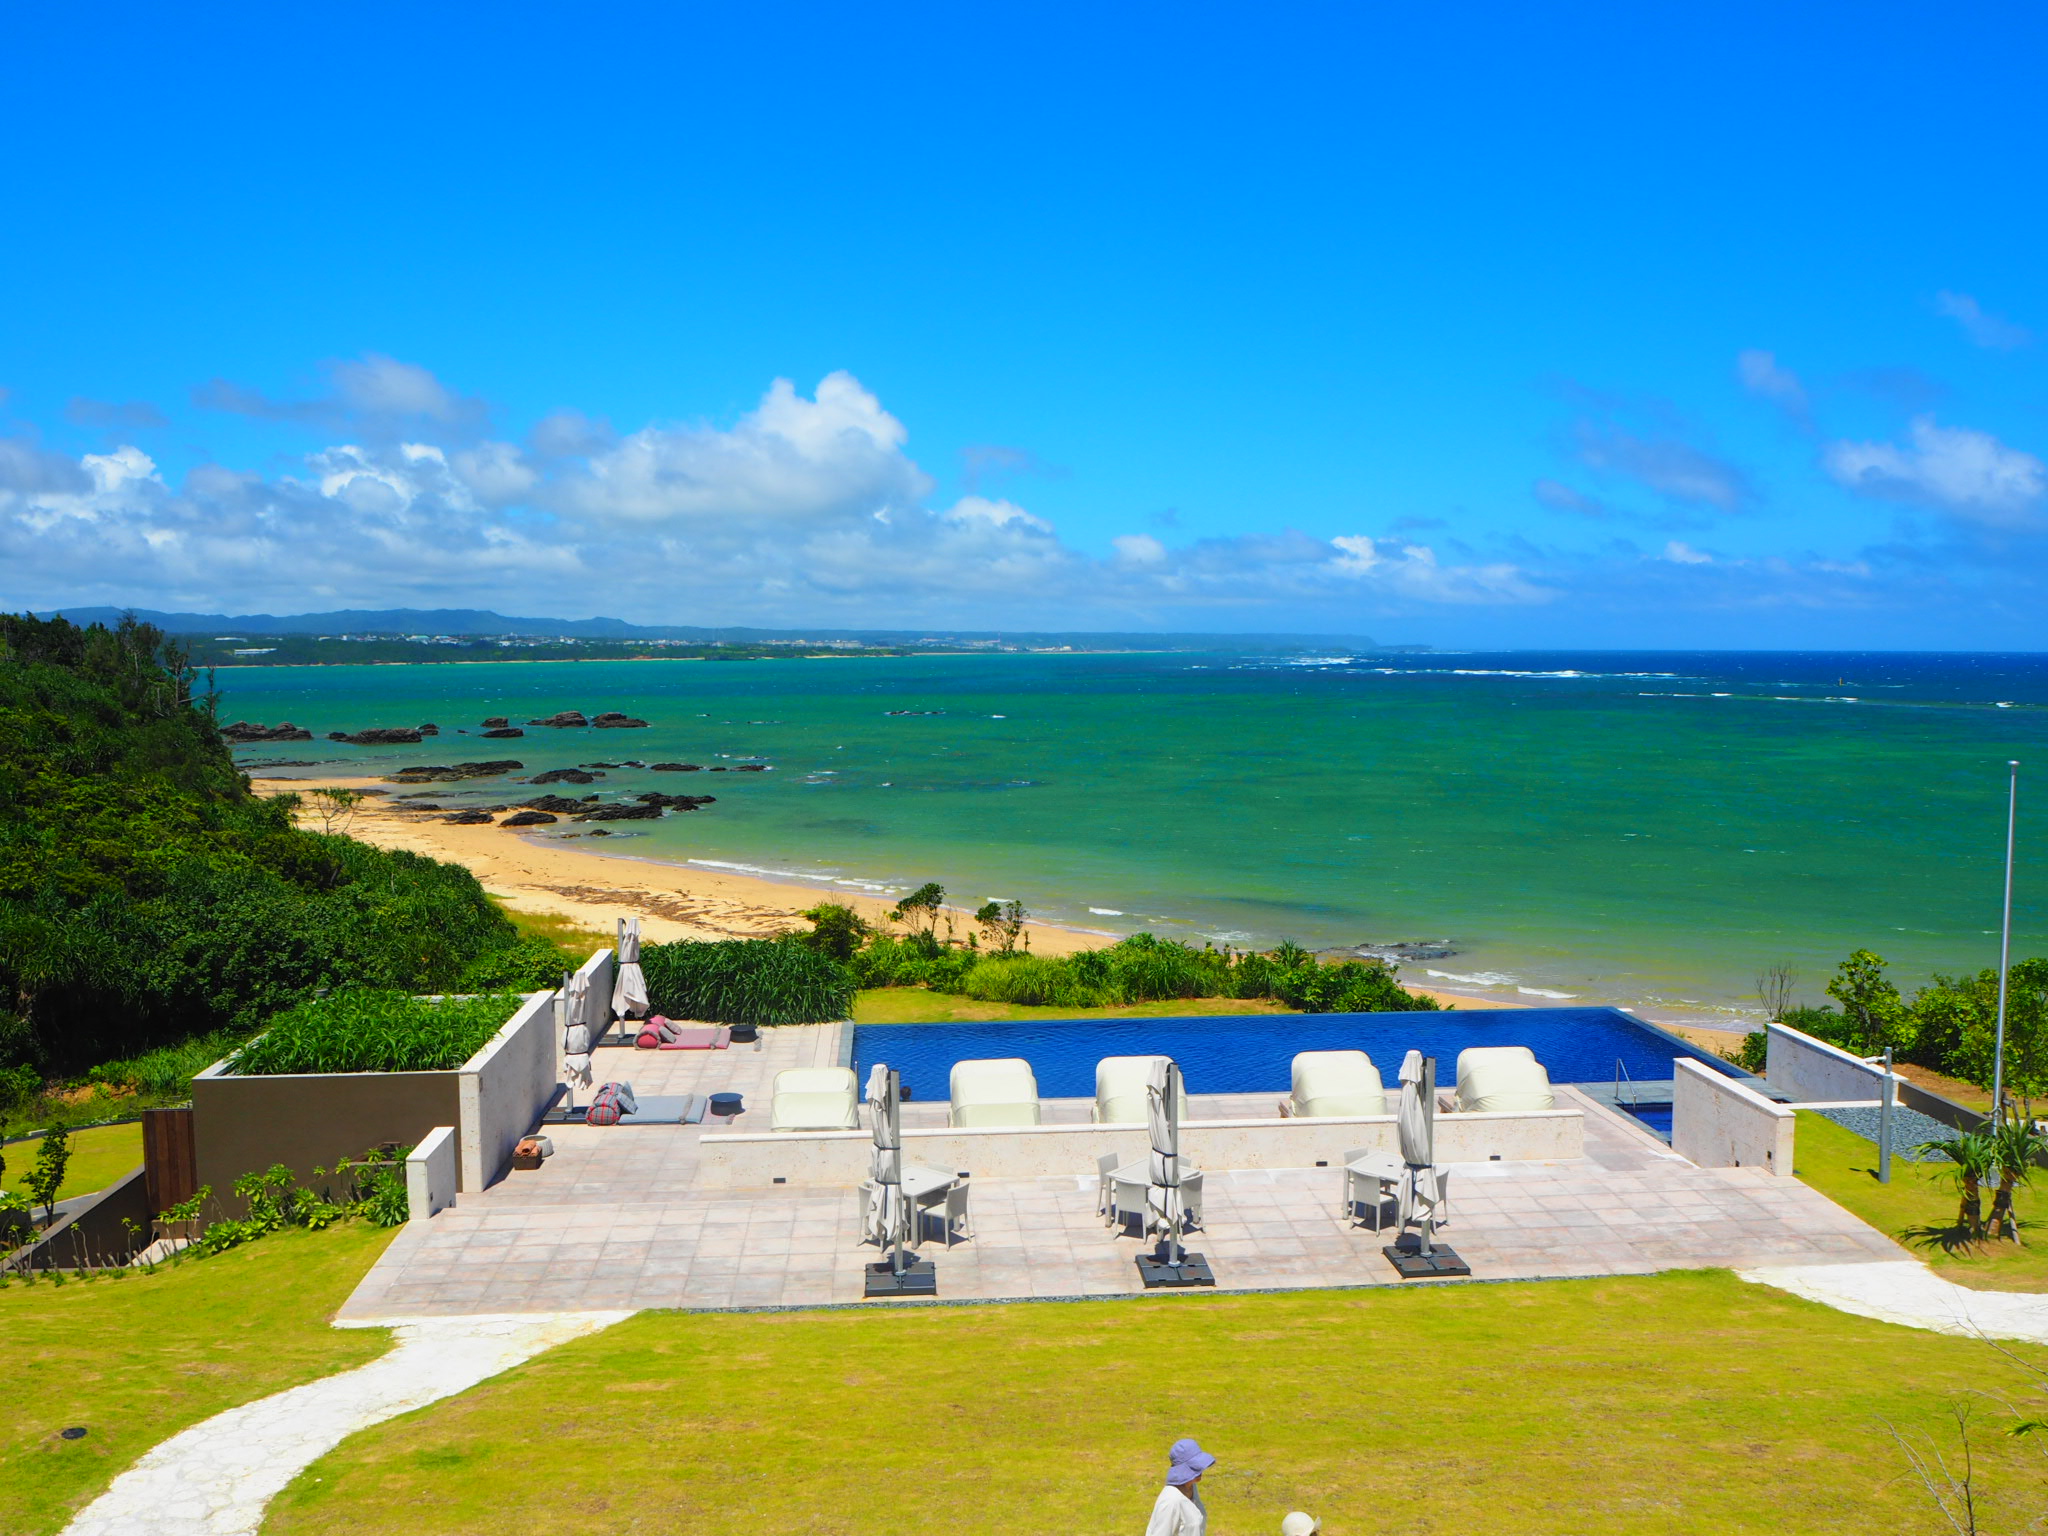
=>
[611,916,649,1022]
[1395,1049,1441,1255]
[1146,1057,1186,1265]
[561,970,594,1107]
[867,1063,911,1278]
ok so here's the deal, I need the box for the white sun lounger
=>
[769,1066,861,1130]
[948,1057,1042,1127]
[1287,1049,1387,1117]
[1454,1046,1556,1112]
[1094,1055,1183,1124]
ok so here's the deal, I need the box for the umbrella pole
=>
[1419,1057,1437,1256]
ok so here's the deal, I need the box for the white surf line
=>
[1739,1260,2048,1344]
[62,1310,633,1536]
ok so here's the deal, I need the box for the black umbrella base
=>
[864,1259,937,1298]
[1383,1241,1470,1279]
[1137,1250,1215,1288]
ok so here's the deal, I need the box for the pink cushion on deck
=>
[657,1026,730,1050]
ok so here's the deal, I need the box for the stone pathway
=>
[60,1310,631,1536]
[1741,1260,2048,1344]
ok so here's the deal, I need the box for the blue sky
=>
[3,4,2044,646]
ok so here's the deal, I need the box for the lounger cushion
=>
[1455,1046,1555,1112]
[1290,1050,1387,1117]
[950,1058,1041,1127]
[1094,1055,1183,1124]
[770,1067,860,1131]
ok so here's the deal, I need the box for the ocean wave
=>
[1426,968,1517,986]
[1371,668,1685,681]
[1516,986,1578,1000]
[1088,907,1125,916]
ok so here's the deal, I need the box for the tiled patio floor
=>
[340,1028,1905,1318]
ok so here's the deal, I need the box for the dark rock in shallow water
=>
[648,762,702,771]
[384,760,524,784]
[479,727,524,739]
[733,763,768,772]
[572,801,663,822]
[635,792,715,810]
[527,710,589,728]
[591,711,649,729]
[401,802,444,812]
[707,765,728,771]
[482,717,510,728]
[418,724,440,735]
[443,809,495,824]
[1336,940,1460,963]
[581,762,623,769]
[530,767,599,785]
[519,794,590,813]
[499,810,558,827]
[222,720,314,742]
[332,727,424,745]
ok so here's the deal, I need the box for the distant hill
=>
[32,606,1409,651]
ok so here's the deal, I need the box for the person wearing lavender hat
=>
[1147,1439,1216,1536]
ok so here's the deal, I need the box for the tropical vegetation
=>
[0,612,539,1119]
[641,938,856,1025]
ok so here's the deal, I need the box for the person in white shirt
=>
[1148,1438,1218,1536]
[1146,1461,1208,1536]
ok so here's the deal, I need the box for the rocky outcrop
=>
[479,727,525,739]
[222,721,314,743]
[526,711,589,728]
[482,717,510,728]
[635,792,715,810]
[591,712,649,729]
[733,763,768,772]
[418,723,441,736]
[519,793,595,814]
[648,762,702,771]
[572,801,663,822]
[327,727,424,745]
[529,767,599,785]
[442,809,495,825]
[499,810,558,827]
[383,760,524,784]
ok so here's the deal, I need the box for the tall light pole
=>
[1992,760,2019,1126]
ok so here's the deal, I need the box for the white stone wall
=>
[457,990,557,1191]
[406,1125,458,1223]
[1766,1022,1886,1103]
[694,1106,1583,1189]
[1672,1058,1794,1175]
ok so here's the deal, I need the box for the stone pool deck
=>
[338,1025,1906,1319]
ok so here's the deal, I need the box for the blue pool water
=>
[1622,1103,1676,1139]
[852,1007,1734,1103]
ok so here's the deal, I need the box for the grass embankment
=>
[27,1122,144,1202]
[853,988,1297,1023]
[1794,1110,2048,1292]
[266,1271,2044,1536]
[0,1223,396,1536]
[499,903,608,963]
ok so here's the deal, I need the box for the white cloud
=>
[1112,533,1168,564]
[1824,416,2045,527]
[1574,422,1751,511]
[1662,540,1712,565]
[1935,291,2031,351]
[1736,350,1808,417]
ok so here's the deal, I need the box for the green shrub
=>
[227,990,520,1075]
[958,955,1109,1008]
[641,939,854,1025]
[455,934,574,993]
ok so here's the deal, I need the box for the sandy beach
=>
[255,773,1498,1009]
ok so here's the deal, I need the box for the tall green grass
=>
[641,940,854,1025]
[227,990,521,1075]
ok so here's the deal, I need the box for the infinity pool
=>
[851,1007,1735,1104]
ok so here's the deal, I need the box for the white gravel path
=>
[60,1309,633,1536]
[1740,1260,2048,1344]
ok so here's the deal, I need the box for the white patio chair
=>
[1095,1152,1121,1226]
[1454,1047,1555,1112]
[1341,1145,1402,1228]
[939,1181,973,1247]
[1094,1055,1181,1124]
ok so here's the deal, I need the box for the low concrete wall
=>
[12,1166,152,1269]
[407,1125,458,1225]
[458,990,557,1191]
[576,946,617,1028]
[193,990,554,1206]
[1766,1022,1886,1103]
[1672,1058,1794,1176]
[696,1106,1582,1190]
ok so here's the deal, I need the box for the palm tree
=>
[1984,1121,2045,1243]
[1917,1132,1999,1243]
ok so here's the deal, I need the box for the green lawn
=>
[1794,1110,2048,1292]
[264,1272,2046,1536]
[18,1121,146,1203]
[0,1223,396,1536]
[853,987,1296,1023]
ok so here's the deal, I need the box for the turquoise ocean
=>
[219,651,2047,1022]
